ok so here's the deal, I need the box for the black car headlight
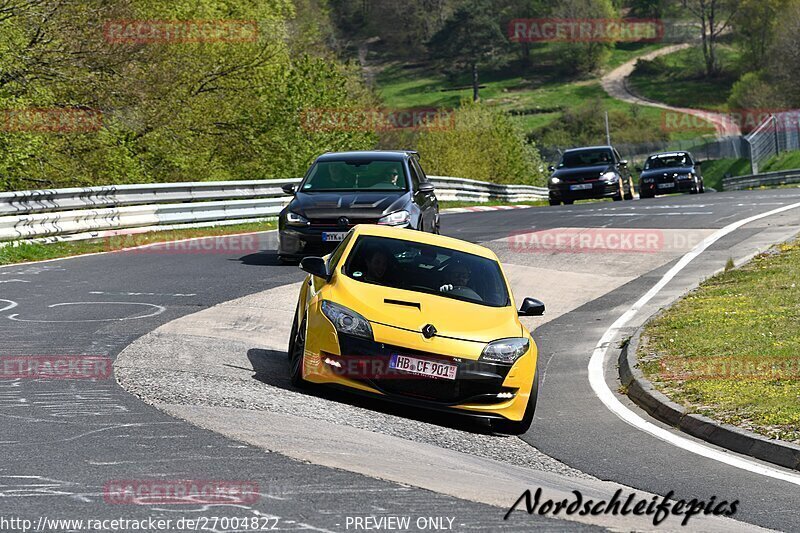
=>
[286,211,309,226]
[549,177,561,186]
[377,210,410,226]
[601,171,618,183]
[643,177,654,183]
[321,300,373,339]
[481,338,530,364]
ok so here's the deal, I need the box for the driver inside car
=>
[439,260,482,301]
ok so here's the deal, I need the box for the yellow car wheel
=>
[289,315,308,388]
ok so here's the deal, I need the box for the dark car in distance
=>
[637,151,705,198]
[547,146,635,205]
[277,150,439,262]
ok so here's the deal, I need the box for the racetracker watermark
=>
[103,20,259,44]
[0,355,111,380]
[103,480,260,505]
[106,233,268,255]
[505,487,738,527]
[660,356,800,381]
[300,108,455,132]
[508,18,664,42]
[507,229,711,254]
[0,108,102,133]
[661,109,800,134]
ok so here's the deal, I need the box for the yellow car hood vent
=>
[333,279,520,344]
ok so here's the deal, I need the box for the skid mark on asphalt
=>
[7,301,166,322]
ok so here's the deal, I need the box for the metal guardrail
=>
[722,169,800,191]
[0,176,547,244]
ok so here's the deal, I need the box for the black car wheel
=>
[563,199,574,205]
[289,315,308,388]
[549,199,560,206]
[491,371,539,435]
[699,181,705,193]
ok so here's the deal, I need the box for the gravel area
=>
[116,331,593,480]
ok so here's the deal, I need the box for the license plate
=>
[569,183,593,191]
[657,183,675,189]
[321,232,347,242]
[389,354,457,380]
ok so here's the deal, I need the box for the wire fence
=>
[744,112,800,174]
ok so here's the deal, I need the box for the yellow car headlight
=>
[321,300,373,340]
[481,338,530,364]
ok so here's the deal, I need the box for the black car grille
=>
[561,172,600,183]
[336,334,513,405]
[309,218,379,227]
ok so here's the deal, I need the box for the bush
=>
[417,101,546,186]
[533,98,668,148]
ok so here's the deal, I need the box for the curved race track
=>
[2,189,800,532]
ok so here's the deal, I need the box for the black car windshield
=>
[343,235,510,308]
[645,154,692,169]
[301,160,408,192]
[558,149,614,168]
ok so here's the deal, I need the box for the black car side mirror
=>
[281,183,297,195]
[299,257,330,281]
[548,165,555,172]
[418,182,435,192]
[619,160,628,167]
[518,297,545,317]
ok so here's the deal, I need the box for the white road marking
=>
[0,299,18,312]
[7,302,166,323]
[575,212,713,217]
[89,290,196,297]
[0,279,29,284]
[588,200,800,485]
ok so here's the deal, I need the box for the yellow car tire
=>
[289,314,308,389]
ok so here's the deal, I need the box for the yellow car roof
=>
[349,224,499,261]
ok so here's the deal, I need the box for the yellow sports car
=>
[288,224,544,434]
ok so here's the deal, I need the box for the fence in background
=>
[744,112,800,174]
[0,176,548,245]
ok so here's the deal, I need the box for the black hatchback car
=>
[277,150,439,262]
[547,146,635,205]
[638,151,705,198]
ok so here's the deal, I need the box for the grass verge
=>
[639,238,800,444]
[627,45,740,111]
[0,220,277,266]
[700,158,751,190]
[375,44,708,142]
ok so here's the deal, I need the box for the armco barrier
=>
[0,176,547,244]
[722,169,800,191]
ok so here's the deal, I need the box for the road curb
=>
[619,322,800,472]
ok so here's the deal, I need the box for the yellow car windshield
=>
[343,235,510,308]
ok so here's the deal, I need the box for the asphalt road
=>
[1,189,799,532]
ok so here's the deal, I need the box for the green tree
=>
[732,0,787,70]
[417,101,546,185]
[551,0,617,75]
[428,0,508,102]
[682,0,739,77]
